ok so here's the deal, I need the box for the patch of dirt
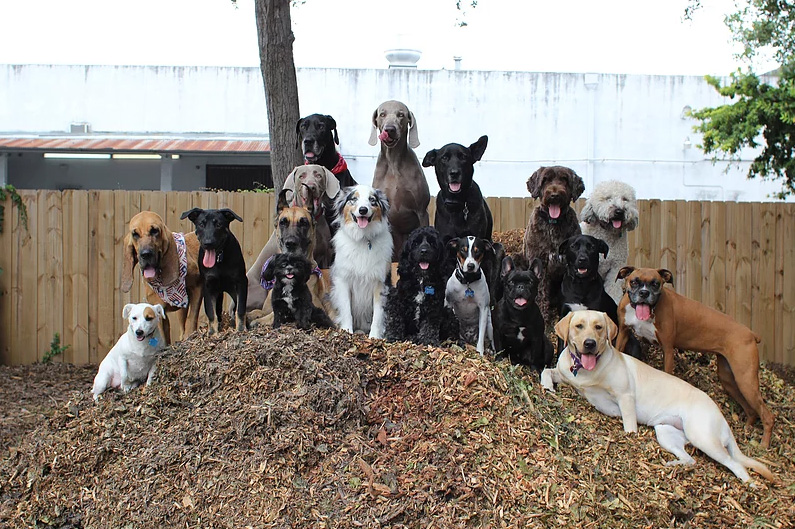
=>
[1,327,794,528]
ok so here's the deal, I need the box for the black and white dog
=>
[181,207,247,333]
[445,236,494,354]
[330,185,393,339]
[493,256,554,370]
[559,234,643,359]
[422,135,492,242]
[261,252,334,330]
[385,226,458,345]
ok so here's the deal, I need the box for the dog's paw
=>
[540,369,556,392]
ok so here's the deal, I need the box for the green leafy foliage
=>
[690,0,795,198]
[0,184,28,233]
[42,332,70,364]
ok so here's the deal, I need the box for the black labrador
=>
[181,208,247,334]
[422,135,492,243]
[296,113,357,189]
[559,234,643,359]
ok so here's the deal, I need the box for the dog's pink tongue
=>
[286,273,294,279]
[143,266,156,279]
[305,151,315,158]
[514,297,527,306]
[419,262,429,270]
[635,304,652,321]
[356,216,369,229]
[548,204,561,219]
[378,130,389,142]
[577,268,588,275]
[449,182,461,192]
[203,249,216,268]
[612,219,623,229]
[581,353,598,371]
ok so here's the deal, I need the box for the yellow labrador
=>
[540,310,774,483]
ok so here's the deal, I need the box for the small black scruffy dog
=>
[261,253,334,330]
[385,226,458,345]
[493,255,554,371]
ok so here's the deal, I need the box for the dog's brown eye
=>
[630,279,639,287]
[651,281,660,289]
[145,316,154,321]
[595,324,603,330]
[575,323,584,329]
[132,231,140,240]
[280,218,289,226]
[150,228,159,237]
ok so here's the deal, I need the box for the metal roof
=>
[0,135,270,154]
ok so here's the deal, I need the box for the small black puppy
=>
[493,255,553,370]
[181,208,247,333]
[422,135,492,243]
[385,226,458,345]
[261,253,334,330]
[559,234,643,359]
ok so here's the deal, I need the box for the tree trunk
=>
[254,0,303,195]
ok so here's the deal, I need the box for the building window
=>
[206,164,273,191]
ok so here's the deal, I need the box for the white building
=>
[0,63,787,201]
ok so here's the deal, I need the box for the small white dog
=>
[540,310,774,483]
[579,180,639,303]
[92,303,166,401]
[330,185,393,339]
[444,236,494,354]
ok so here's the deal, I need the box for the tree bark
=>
[254,0,303,195]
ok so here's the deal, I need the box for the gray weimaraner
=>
[368,100,430,261]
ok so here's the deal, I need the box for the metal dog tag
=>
[424,286,435,295]
[149,337,159,347]
[465,288,474,298]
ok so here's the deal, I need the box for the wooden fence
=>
[0,191,793,366]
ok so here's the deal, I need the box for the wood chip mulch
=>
[1,326,793,528]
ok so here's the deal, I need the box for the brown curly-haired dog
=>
[522,166,585,326]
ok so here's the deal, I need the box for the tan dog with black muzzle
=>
[120,211,203,344]
[615,266,774,448]
[541,310,774,484]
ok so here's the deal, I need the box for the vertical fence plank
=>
[658,200,677,273]
[630,200,651,267]
[244,192,269,271]
[780,204,795,366]
[62,191,90,365]
[427,196,436,228]
[725,202,753,328]
[35,191,64,361]
[13,191,38,365]
[94,191,116,363]
[0,196,15,364]
[773,204,787,365]
[673,200,688,296]
[752,203,776,362]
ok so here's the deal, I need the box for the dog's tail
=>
[726,436,775,482]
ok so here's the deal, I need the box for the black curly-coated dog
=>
[385,226,458,345]
[261,253,334,330]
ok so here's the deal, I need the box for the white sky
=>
[0,0,758,75]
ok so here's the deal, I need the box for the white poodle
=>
[579,180,639,303]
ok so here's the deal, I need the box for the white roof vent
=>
[384,48,422,69]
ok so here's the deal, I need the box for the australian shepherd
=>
[330,185,393,338]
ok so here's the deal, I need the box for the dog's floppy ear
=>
[579,199,598,224]
[153,304,166,321]
[604,312,618,342]
[368,107,379,146]
[322,167,341,200]
[616,266,635,282]
[220,208,243,224]
[526,167,545,198]
[408,110,420,149]
[421,149,438,168]
[158,229,180,286]
[180,208,202,224]
[282,166,300,194]
[558,237,572,259]
[295,117,304,149]
[554,312,575,345]
[568,169,586,202]
[529,257,544,280]
[447,237,460,254]
[469,135,488,162]
[596,238,609,258]
[122,303,134,320]
[374,188,390,217]
[658,269,674,286]
[120,232,138,293]
[323,115,339,145]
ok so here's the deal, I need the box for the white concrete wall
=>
[1,64,788,201]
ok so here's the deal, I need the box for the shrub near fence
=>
[0,190,792,366]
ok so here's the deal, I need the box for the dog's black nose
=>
[638,290,650,299]
[584,338,596,351]
[384,125,397,135]
[614,209,625,219]
[139,249,154,260]
[466,263,475,272]
[358,206,368,216]
[135,329,144,337]
[284,239,298,252]
[449,169,461,179]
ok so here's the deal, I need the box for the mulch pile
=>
[1,325,793,528]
